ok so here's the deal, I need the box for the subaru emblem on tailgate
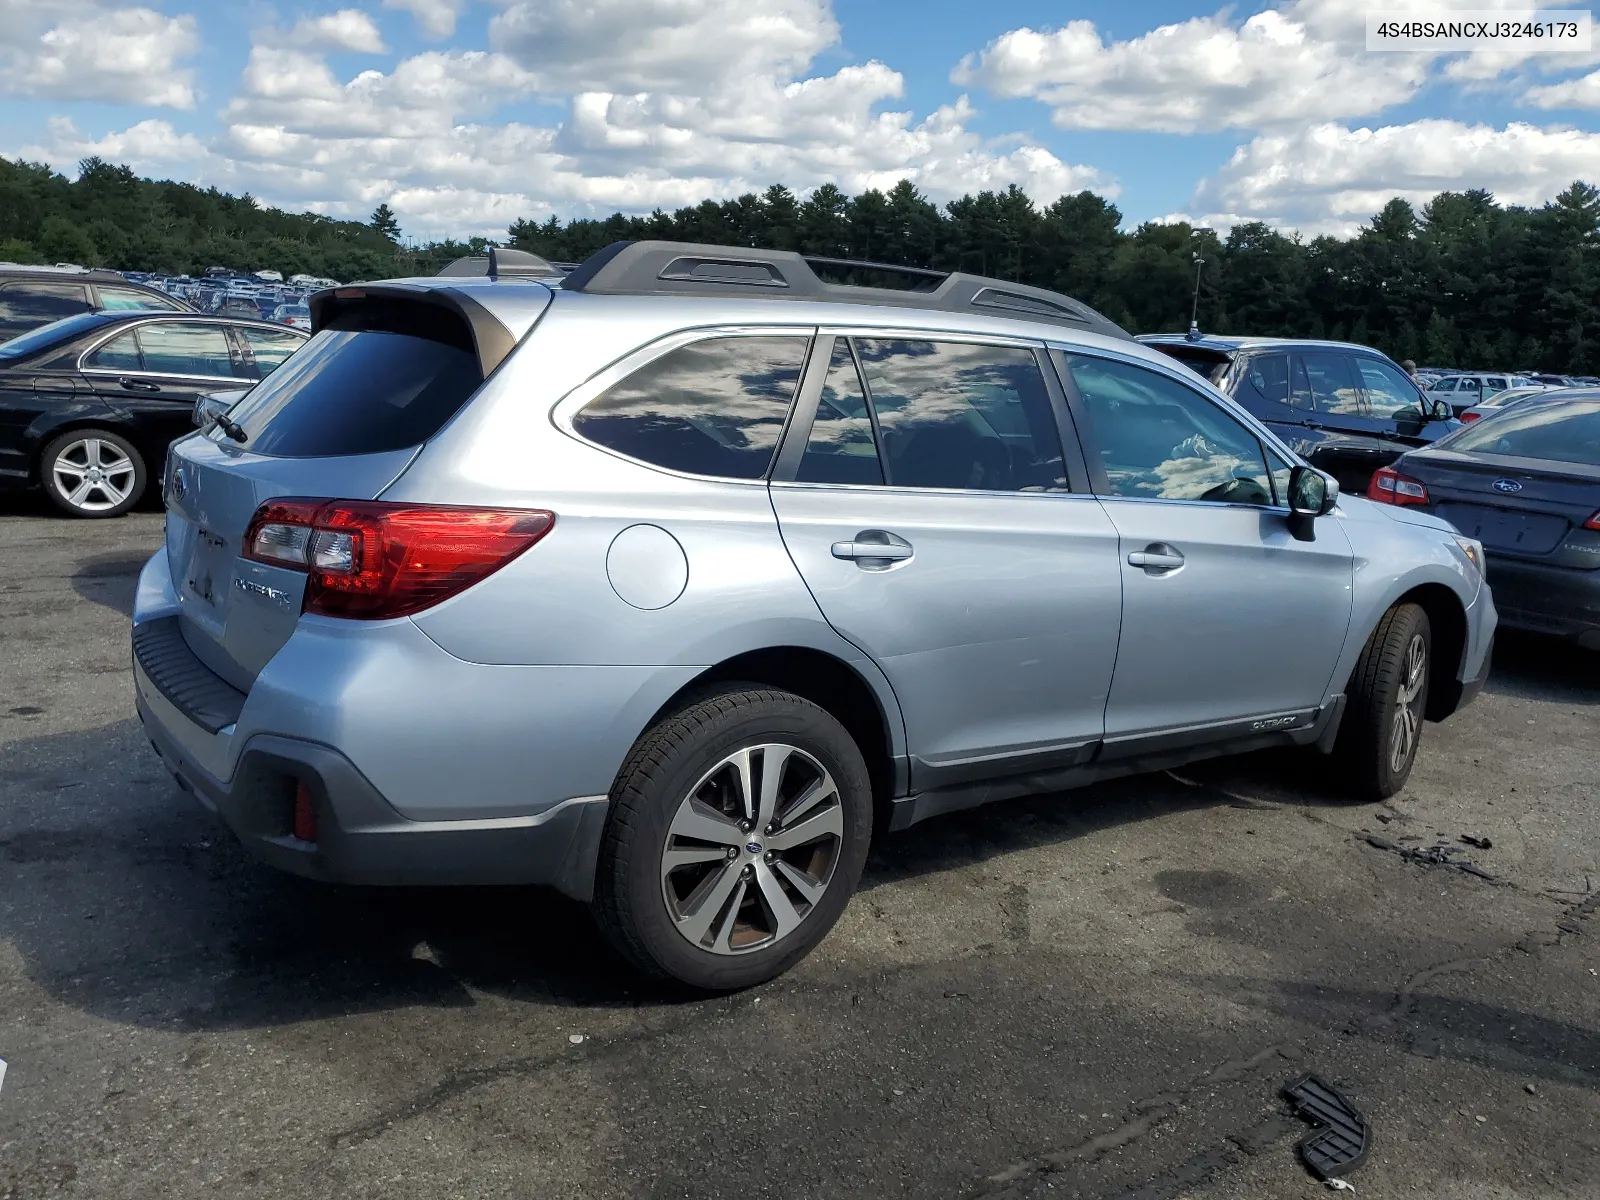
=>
[1492,478,1523,494]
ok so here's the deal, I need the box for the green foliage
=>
[9,153,1599,371]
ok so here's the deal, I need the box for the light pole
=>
[1187,252,1205,340]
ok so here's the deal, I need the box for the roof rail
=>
[558,240,1130,339]
[434,247,564,279]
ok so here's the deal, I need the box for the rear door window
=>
[0,281,92,338]
[796,341,883,485]
[574,335,807,479]
[1236,353,1311,413]
[133,322,239,378]
[227,328,485,457]
[1299,353,1365,415]
[853,339,1065,491]
[237,326,304,377]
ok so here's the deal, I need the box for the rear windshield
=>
[226,328,483,457]
[1448,398,1600,467]
[1143,344,1230,384]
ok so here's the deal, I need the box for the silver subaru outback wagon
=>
[133,242,1496,990]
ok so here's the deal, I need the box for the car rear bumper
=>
[1484,554,1600,649]
[131,546,703,896]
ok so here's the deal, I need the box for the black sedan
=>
[1370,392,1600,649]
[0,311,307,516]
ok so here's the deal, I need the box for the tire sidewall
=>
[1374,607,1431,794]
[608,693,872,990]
[40,429,146,518]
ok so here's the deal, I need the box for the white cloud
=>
[1525,70,1600,108]
[490,0,838,93]
[0,4,198,108]
[7,0,1104,239]
[952,0,1590,134]
[384,0,466,40]
[1186,120,1600,236]
[286,9,386,54]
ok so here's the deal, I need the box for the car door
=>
[1352,355,1435,444]
[769,333,1123,789]
[1291,351,1394,493]
[79,319,255,454]
[1056,348,1354,747]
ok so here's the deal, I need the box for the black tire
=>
[38,428,146,518]
[591,685,873,991]
[1332,602,1432,800]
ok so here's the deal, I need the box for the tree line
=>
[5,155,1598,371]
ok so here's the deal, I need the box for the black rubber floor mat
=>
[1282,1073,1371,1179]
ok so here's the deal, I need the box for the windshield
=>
[1448,398,1600,467]
[0,312,115,360]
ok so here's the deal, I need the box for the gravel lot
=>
[1,499,1596,1200]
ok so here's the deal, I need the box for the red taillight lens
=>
[1585,510,1600,531]
[243,499,555,619]
[1460,411,1481,422]
[1367,466,1430,506]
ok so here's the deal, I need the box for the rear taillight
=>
[242,499,555,619]
[1585,510,1600,531]
[1367,466,1430,506]
[1460,411,1481,422]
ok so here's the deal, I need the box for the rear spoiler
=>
[307,284,518,377]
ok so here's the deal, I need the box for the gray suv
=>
[133,243,1497,990]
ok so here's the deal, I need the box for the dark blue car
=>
[1141,335,1458,494]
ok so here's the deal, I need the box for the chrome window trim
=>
[1049,340,1299,510]
[550,323,819,486]
[76,316,265,383]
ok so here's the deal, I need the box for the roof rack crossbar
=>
[557,240,1129,339]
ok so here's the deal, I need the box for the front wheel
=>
[591,686,873,991]
[1332,602,1432,800]
[39,429,146,518]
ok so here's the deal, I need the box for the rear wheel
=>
[591,686,872,991]
[1332,602,1432,800]
[39,429,146,518]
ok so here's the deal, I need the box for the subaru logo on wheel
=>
[745,840,764,855]
[1492,478,1523,494]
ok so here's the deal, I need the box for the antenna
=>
[1187,252,1205,341]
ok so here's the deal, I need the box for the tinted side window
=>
[575,336,806,479]
[1236,353,1311,412]
[98,286,181,312]
[855,339,1065,492]
[1065,353,1273,507]
[239,326,304,377]
[1353,358,1422,419]
[85,329,143,372]
[133,322,240,378]
[228,329,484,457]
[1300,353,1365,415]
[796,341,883,485]
[0,282,92,338]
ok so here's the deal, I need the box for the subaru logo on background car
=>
[1492,478,1524,494]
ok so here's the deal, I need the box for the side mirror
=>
[1286,465,1338,541]
[1430,399,1452,421]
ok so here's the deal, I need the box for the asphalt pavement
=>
[1,498,1596,1199]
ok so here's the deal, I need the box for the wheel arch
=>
[645,646,907,814]
[1394,582,1469,721]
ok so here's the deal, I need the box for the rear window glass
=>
[573,336,807,479]
[1448,399,1600,467]
[227,329,483,457]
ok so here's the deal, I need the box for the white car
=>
[1427,373,1534,415]
[271,303,311,330]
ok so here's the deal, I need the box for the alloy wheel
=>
[51,437,137,513]
[1389,633,1427,774]
[660,743,843,955]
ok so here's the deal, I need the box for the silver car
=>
[133,242,1496,990]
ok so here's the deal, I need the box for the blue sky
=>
[2,0,1598,241]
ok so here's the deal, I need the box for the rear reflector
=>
[1366,466,1430,506]
[243,499,555,619]
[1586,510,1600,531]
[292,781,317,843]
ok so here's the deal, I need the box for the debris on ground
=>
[1460,834,1493,850]
[1325,1180,1357,1193]
[568,1033,585,1045]
[1361,835,1494,880]
[0,1057,6,1099]
[1282,1073,1372,1181]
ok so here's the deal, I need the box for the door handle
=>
[1127,543,1185,572]
[831,531,913,565]
[119,377,160,392]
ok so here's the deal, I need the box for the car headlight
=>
[1451,535,1485,582]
